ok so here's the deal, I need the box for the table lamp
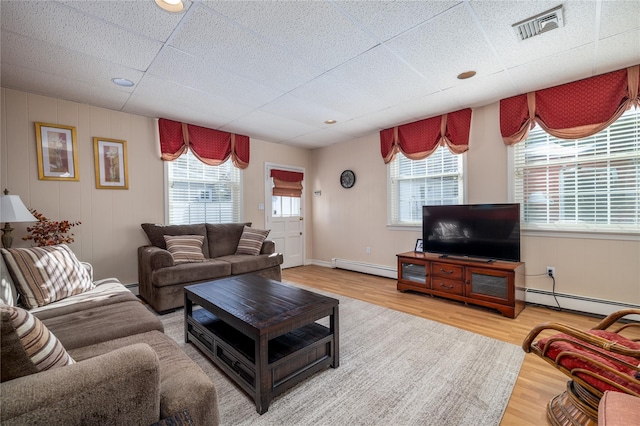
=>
[1,189,36,248]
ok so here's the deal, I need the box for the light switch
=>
[258,203,265,210]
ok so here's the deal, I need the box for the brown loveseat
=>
[138,222,283,313]
[0,246,219,425]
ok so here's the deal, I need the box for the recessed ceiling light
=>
[112,78,134,87]
[324,119,337,125]
[457,71,476,80]
[154,0,184,13]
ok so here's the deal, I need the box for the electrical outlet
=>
[546,266,555,278]
[366,246,371,255]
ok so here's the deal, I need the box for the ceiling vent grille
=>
[512,5,564,41]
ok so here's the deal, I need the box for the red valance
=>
[380,108,472,164]
[500,65,639,145]
[270,169,303,197]
[158,118,250,169]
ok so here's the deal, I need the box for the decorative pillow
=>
[235,226,270,256]
[141,223,209,258]
[0,304,75,375]
[164,235,206,264]
[1,245,94,309]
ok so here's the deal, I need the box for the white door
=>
[265,164,304,269]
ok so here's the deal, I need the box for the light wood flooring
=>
[282,265,636,426]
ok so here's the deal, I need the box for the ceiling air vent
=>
[512,5,564,41]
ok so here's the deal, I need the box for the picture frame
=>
[35,122,79,181]
[93,137,129,189]
[414,238,423,252]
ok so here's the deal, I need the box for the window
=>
[514,108,640,233]
[272,196,300,217]
[389,146,464,226]
[166,151,241,224]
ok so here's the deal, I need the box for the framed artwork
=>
[414,239,423,252]
[93,137,129,189]
[35,122,79,181]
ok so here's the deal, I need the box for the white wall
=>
[0,88,310,284]
[310,102,640,309]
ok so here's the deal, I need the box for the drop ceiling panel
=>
[595,31,640,74]
[169,5,320,92]
[393,91,465,121]
[470,1,597,69]
[386,5,503,90]
[219,110,321,143]
[203,0,376,71]
[147,47,283,108]
[59,0,190,42]
[260,94,350,127]
[283,128,354,147]
[1,63,131,111]
[599,1,640,38]
[0,1,162,71]
[441,71,519,108]
[507,44,596,94]
[334,1,460,42]
[1,31,143,91]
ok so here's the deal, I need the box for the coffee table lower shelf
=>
[186,309,335,414]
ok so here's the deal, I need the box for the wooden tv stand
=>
[396,252,525,318]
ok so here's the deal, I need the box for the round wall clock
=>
[340,170,356,189]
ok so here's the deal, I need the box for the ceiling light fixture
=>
[154,0,184,13]
[457,71,476,80]
[111,78,134,87]
[324,119,337,125]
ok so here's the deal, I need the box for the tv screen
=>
[422,203,521,262]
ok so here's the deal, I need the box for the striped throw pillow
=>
[1,245,94,309]
[0,304,75,371]
[164,235,205,264]
[235,226,270,256]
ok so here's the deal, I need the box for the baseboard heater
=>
[525,288,640,320]
[330,258,397,279]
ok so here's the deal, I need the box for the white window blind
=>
[389,147,464,226]
[514,108,640,233]
[167,151,241,225]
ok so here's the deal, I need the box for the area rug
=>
[160,285,524,426]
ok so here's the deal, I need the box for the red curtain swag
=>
[500,65,640,145]
[270,169,304,197]
[158,118,250,169]
[380,108,472,164]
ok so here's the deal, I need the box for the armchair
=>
[522,309,640,426]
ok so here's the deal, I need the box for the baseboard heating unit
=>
[525,288,640,319]
[330,258,397,279]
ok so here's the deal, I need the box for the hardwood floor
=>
[282,265,638,426]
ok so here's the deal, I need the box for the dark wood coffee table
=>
[184,275,339,414]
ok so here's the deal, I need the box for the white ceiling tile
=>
[334,1,460,42]
[59,0,191,42]
[203,0,376,71]
[220,110,321,143]
[470,1,597,69]
[595,31,640,75]
[599,1,640,39]
[1,1,162,71]
[386,5,503,90]
[1,31,143,90]
[283,128,355,147]
[393,91,465,121]
[1,63,130,111]
[147,47,283,108]
[441,71,519,108]
[260,94,350,127]
[169,6,320,92]
[507,45,596,94]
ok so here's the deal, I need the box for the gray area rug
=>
[160,286,524,426]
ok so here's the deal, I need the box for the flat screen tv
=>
[422,203,521,262]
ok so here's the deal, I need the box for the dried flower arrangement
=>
[23,209,81,247]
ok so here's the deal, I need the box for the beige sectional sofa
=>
[0,246,219,425]
[138,222,283,313]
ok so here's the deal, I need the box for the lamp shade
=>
[0,194,36,223]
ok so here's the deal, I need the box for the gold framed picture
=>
[93,137,129,189]
[35,122,79,181]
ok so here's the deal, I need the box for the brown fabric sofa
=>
[0,253,219,425]
[138,222,283,313]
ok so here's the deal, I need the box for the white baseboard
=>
[525,288,640,319]
[308,258,397,279]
